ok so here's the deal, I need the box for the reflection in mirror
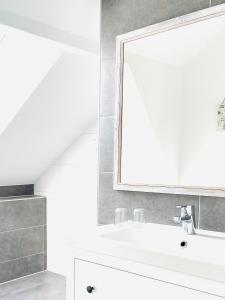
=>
[120,13,225,190]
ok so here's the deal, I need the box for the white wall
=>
[35,122,98,275]
[0,49,99,185]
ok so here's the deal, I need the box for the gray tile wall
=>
[98,0,225,232]
[0,196,46,283]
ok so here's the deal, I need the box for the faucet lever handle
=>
[176,205,194,217]
[176,205,192,218]
[173,205,196,234]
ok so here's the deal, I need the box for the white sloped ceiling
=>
[0,1,99,185]
[0,47,99,185]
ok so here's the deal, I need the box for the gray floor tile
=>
[0,271,66,300]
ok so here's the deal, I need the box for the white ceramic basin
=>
[100,223,225,268]
[72,222,225,287]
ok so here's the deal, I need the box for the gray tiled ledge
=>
[0,195,45,202]
[0,185,34,198]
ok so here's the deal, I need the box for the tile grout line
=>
[0,252,44,264]
[0,224,45,235]
[0,195,46,203]
[0,270,46,287]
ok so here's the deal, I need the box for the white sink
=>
[99,222,225,282]
[101,223,225,264]
[72,222,225,285]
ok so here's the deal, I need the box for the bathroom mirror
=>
[114,5,225,196]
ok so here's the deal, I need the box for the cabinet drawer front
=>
[75,259,222,300]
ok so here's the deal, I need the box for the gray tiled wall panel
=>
[101,0,209,60]
[99,173,199,225]
[98,0,225,231]
[99,116,114,172]
[0,254,44,284]
[0,196,45,232]
[199,197,225,232]
[0,226,44,263]
[100,59,116,116]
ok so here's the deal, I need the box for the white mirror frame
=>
[114,4,225,197]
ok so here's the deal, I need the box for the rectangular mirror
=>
[114,5,225,196]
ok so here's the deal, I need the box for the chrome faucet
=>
[173,205,196,235]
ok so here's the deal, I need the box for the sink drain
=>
[180,241,188,248]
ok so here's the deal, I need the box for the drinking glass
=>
[114,208,129,225]
[133,208,146,223]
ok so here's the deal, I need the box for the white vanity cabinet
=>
[74,259,222,300]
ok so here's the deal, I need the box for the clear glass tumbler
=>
[114,208,129,225]
[133,208,146,223]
